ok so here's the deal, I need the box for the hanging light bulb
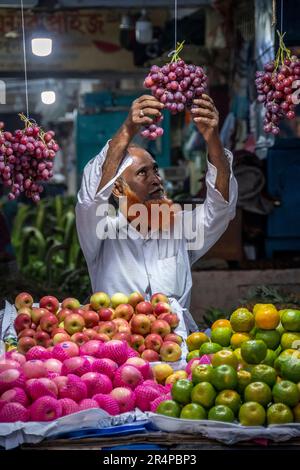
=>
[135,9,153,44]
[41,90,56,104]
[31,21,52,57]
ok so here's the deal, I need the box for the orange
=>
[251,364,277,388]
[241,340,267,364]
[267,403,293,425]
[281,332,300,350]
[211,319,231,330]
[272,380,300,407]
[211,350,238,369]
[230,332,251,349]
[186,332,209,352]
[253,303,266,317]
[211,327,232,347]
[230,308,254,333]
[255,329,281,350]
[215,389,242,415]
[254,305,280,330]
[239,401,266,426]
[244,381,272,407]
[281,310,300,332]
[208,405,234,422]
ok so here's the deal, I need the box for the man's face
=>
[122,147,164,202]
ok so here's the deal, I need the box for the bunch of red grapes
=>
[256,31,300,136]
[0,115,59,202]
[142,55,208,140]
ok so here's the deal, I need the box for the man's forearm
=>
[206,131,230,202]
[97,122,136,193]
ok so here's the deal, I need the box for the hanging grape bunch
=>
[256,31,300,136]
[141,42,208,140]
[0,114,59,202]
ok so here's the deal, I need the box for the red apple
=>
[90,291,110,310]
[14,314,31,333]
[118,324,131,335]
[131,314,151,335]
[98,307,114,322]
[34,331,51,347]
[141,349,160,362]
[17,336,37,354]
[151,320,171,338]
[138,344,146,354]
[57,308,72,323]
[164,333,183,345]
[157,313,170,322]
[53,332,71,345]
[51,327,66,338]
[135,301,153,316]
[81,303,92,311]
[30,307,49,325]
[39,295,59,314]
[83,329,99,340]
[147,314,157,324]
[113,318,129,330]
[97,333,110,342]
[64,314,85,335]
[30,323,37,330]
[17,307,32,317]
[154,301,172,316]
[150,292,169,307]
[163,313,180,330]
[113,332,131,343]
[18,328,36,339]
[130,334,145,351]
[128,292,145,308]
[70,332,89,346]
[15,292,34,310]
[114,304,134,321]
[82,310,99,328]
[73,308,85,316]
[144,333,163,352]
[97,321,117,338]
[160,341,182,362]
[61,297,81,310]
[40,313,59,334]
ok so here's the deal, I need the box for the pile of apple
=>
[14,291,183,363]
[0,340,171,422]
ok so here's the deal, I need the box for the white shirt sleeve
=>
[75,140,132,263]
[187,148,238,265]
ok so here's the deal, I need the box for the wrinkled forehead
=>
[123,147,156,176]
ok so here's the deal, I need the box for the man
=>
[76,95,238,327]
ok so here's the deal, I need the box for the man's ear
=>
[112,178,124,198]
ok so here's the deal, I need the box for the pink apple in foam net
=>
[150,292,169,307]
[61,356,91,376]
[114,304,134,321]
[61,297,81,311]
[131,314,151,335]
[1,387,29,406]
[128,292,145,308]
[165,332,183,344]
[57,308,73,323]
[52,341,79,361]
[110,387,136,413]
[44,358,62,375]
[64,314,85,335]
[81,372,112,396]
[151,319,171,337]
[135,301,153,316]
[17,307,32,317]
[17,336,37,354]
[125,357,152,379]
[163,313,180,330]
[30,396,62,421]
[18,328,36,339]
[53,375,68,390]
[70,332,89,346]
[34,331,51,347]
[113,364,143,390]
[31,307,50,325]
[15,292,34,310]
[81,355,96,365]
[0,359,20,373]
[40,313,58,334]
[91,358,118,378]
[0,402,29,422]
[53,332,71,345]
[39,295,59,314]
[84,329,100,340]
[8,352,26,366]
[97,321,117,338]
[141,349,160,362]
[25,345,51,361]
[14,314,32,334]
[26,377,58,399]
[154,301,172,316]
[22,360,47,379]
[144,333,163,352]
[98,307,114,322]
[0,368,25,393]
[83,310,100,328]
[80,340,103,357]
[160,341,182,362]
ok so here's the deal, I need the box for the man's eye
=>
[138,170,146,175]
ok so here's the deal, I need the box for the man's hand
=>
[124,95,164,136]
[190,94,219,144]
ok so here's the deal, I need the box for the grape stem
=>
[274,30,292,71]
[18,112,46,144]
[170,41,185,63]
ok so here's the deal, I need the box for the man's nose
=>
[151,171,161,185]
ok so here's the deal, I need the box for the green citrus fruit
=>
[250,364,277,388]
[239,401,266,426]
[267,403,293,425]
[211,349,238,369]
[281,332,300,350]
[187,332,209,352]
[230,332,251,349]
[186,350,199,362]
[244,381,272,407]
[199,342,222,355]
[211,327,232,347]
[211,364,238,391]
[281,356,300,383]
[192,364,214,384]
[157,400,181,418]
[171,379,194,405]
[191,382,217,408]
[261,349,277,366]
[255,329,281,350]
[180,403,207,420]
[215,389,241,414]
[241,340,267,364]
[281,310,300,332]
[237,370,252,393]
[230,308,254,333]
[208,405,234,423]
[272,380,300,407]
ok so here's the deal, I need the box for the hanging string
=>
[280,0,283,33]
[272,0,276,26]
[174,0,177,53]
[20,0,29,118]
